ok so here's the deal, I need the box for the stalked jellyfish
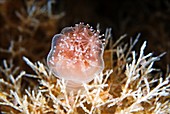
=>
[47,23,105,91]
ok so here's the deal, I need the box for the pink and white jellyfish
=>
[47,23,104,90]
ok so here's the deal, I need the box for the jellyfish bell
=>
[47,23,104,91]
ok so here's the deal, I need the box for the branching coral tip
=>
[47,23,104,91]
